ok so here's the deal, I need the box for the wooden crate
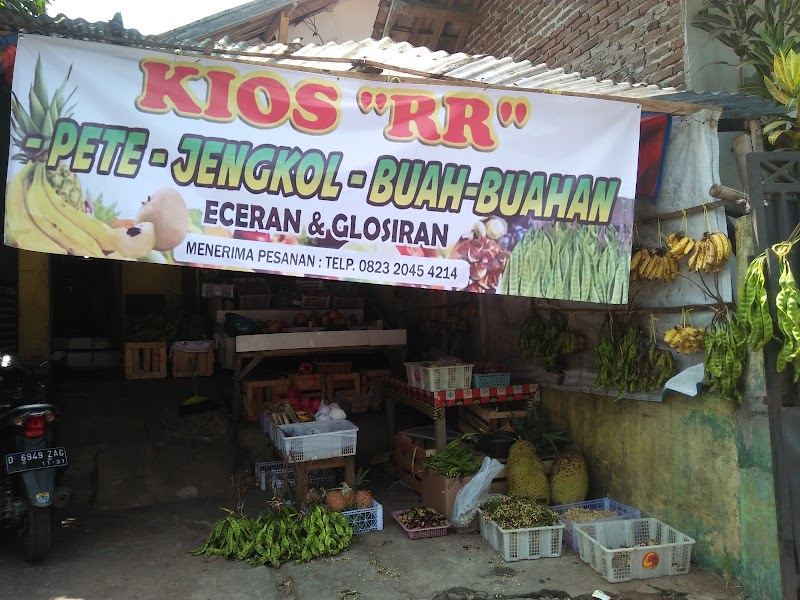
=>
[457,404,527,434]
[394,433,433,493]
[124,342,167,380]
[288,373,323,396]
[360,368,391,391]
[325,372,361,404]
[243,379,289,423]
[172,345,214,378]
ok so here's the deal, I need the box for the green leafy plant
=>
[508,406,570,458]
[1,0,50,16]
[763,50,800,149]
[692,0,800,94]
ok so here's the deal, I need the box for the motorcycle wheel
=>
[23,506,51,563]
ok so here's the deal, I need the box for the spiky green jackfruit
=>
[549,450,589,505]
[507,439,550,503]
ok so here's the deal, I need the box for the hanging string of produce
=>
[664,309,705,354]
[630,221,679,282]
[703,309,747,406]
[518,305,584,373]
[739,252,773,351]
[771,227,800,381]
[593,311,677,396]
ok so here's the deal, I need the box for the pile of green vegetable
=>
[425,435,481,478]
[482,497,560,530]
[191,504,352,567]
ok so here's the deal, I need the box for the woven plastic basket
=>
[343,500,384,534]
[392,510,450,539]
[574,518,695,583]
[552,498,641,553]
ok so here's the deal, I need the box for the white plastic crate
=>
[254,461,339,493]
[478,509,565,561]
[273,420,358,463]
[343,500,383,534]
[552,498,641,553]
[405,362,474,391]
[574,518,696,583]
[201,283,234,298]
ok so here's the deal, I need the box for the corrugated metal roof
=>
[0,8,784,120]
[159,0,295,41]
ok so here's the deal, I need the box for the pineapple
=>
[324,488,345,512]
[354,489,373,509]
[342,483,355,508]
[10,57,84,211]
[353,468,372,509]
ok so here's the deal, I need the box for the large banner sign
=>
[6,35,640,303]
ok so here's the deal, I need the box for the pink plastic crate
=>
[392,510,450,539]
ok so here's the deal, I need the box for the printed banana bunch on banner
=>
[629,246,679,282]
[6,57,189,261]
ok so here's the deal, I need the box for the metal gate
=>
[748,151,800,599]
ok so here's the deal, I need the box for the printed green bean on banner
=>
[499,223,629,303]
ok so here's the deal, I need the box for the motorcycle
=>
[0,353,70,562]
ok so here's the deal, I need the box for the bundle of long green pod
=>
[501,223,628,303]
[191,508,254,561]
[296,504,352,564]
[593,314,639,393]
[594,314,676,395]
[519,308,584,372]
[773,240,800,381]
[704,312,747,405]
[425,434,482,477]
[739,252,773,351]
[519,307,546,359]
[191,502,352,567]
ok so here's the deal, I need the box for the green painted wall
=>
[539,215,781,599]
[733,214,781,600]
[543,389,742,567]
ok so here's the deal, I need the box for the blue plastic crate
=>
[343,500,384,534]
[552,497,641,553]
[471,372,512,388]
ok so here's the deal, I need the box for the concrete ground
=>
[0,375,746,600]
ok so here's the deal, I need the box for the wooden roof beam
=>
[392,0,482,24]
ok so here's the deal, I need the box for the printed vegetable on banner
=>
[4,35,641,303]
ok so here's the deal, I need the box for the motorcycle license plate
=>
[5,447,68,474]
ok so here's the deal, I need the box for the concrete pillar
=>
[18,250,50,362]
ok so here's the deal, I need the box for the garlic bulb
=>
[329,407,347,420]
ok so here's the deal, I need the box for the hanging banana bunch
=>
[664,309,705,354]
[630,222,679,283]
[666,232,696,260]
[665,213,696,261]
[687,206,733,273]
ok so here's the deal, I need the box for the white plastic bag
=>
[451,456,504,527]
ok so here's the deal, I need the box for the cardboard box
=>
[421,471,474,520]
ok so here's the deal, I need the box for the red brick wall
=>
[463,0,685,89]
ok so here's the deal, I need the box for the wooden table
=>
[230,329,407,420]
[293,456,356,506]
[380,378,540,453]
